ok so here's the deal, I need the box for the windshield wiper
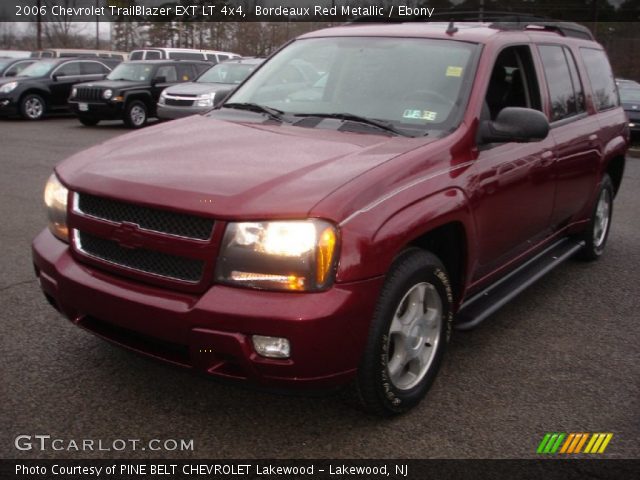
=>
[223,102,287,122]
[293,112,406,136]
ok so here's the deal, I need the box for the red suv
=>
[33,21,628,415]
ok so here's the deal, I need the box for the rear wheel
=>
[578,174,614,261]
[124,100,147,128]
[20,94,45,120]
[78,117,99,126]
[355,249,453,416]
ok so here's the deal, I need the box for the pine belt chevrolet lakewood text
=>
[33,21,628,415]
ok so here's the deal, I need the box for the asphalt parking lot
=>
[1,117,638,460]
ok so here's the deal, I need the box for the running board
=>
[455,238,585,330]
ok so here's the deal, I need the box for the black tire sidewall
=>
[357,250,453,415]
[125,100,147,128]
[20,94,45,121]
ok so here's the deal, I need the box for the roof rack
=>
[430,11,595,40]
[347,11,594,41]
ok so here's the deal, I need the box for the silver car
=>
[157,58,263,120]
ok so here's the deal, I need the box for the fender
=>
[122,89,154,104]
[336,187,477,290]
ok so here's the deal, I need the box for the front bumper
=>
[157,103,207,120]
[69,100,125,120]
[0,95,19,116]
[32,229,382,390]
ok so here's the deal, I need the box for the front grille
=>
[75,87,103,102]
[77,231,205,283]
[165,97,195,107]
[77,193,214,240]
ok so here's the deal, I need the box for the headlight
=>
[0,81,18,93]
[158,90,167,105]
[70,87,78,98]
[215,220,338,292]
[196,92,215,107]
[102,89,113,100]
[43,173,69,242]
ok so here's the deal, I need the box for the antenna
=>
[446,20,458,35]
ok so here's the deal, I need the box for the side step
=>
[455,237,585,330]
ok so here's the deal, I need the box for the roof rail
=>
[346,11,594,41]
[429,10,595,40]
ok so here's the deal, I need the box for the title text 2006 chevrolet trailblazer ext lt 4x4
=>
[33,21,628,415]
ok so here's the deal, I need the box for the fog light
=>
[252,335,290,359]
[629,122,636,128]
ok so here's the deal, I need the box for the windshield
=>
[18,60,55,77]
[620,87,640,103]
[197,63,257,84]
[223,37,477,136]
[107,63,154,81]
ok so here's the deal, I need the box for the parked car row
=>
[0,47,251,126]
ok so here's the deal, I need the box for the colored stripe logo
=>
[537,433,613,454]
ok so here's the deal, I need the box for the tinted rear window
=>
[539,45,584,121]
[169,52,204,60]
[580,48,618,111]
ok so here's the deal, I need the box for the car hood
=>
[163,82,234,96]
[57,114,434,220]
[75,79,147,89]
[0,75,43,85]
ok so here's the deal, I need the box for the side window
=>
[484,45,542,120]
[177,64,194,82]
[55,62,81,77]
[81,62,109,75]
[564,48,585,113]
[145,50,162,60]
[539,45,584,121]
[6,61,32,76]
[580,48,619,111]
[218,54,230,61]
[156,65,177,82]
[129,51,143,60]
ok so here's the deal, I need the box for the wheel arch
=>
[605,155,625,197]
[356,187,475,306]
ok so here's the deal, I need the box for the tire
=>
[355,249,453,416]
[124,100,147,128]
[577,174,614,261]
[20,93,46,120]
[78,117,99,126]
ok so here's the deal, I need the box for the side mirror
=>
[478,107,549,144]
[5,71,17,77]
[52,73,60,81]
[152,76,166,86]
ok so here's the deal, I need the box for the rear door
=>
[537,44,602,229]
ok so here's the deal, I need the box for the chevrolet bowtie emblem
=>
[111,222,145,249]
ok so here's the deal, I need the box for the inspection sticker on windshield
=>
[403,109,438,121]
[446,66,463,77]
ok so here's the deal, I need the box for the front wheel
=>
[20,94,46,120]
[124,100,147,128]
[577,174,614,261]
[356,249,453,416]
